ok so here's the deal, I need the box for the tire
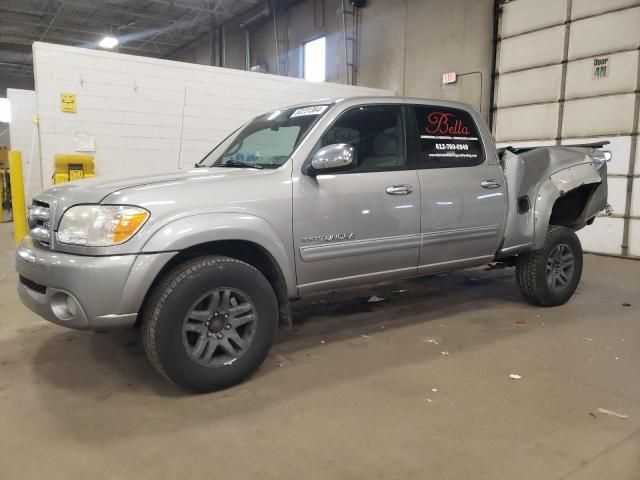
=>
[142,255,278,392]
[515,225,583,307]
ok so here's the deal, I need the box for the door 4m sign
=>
[60,93,77,113]
[592,57,609,80]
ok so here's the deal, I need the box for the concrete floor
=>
[0,222,638,480]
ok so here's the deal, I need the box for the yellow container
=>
[53,154,95,184]
[69,169,84,181]
[54,173,70,184]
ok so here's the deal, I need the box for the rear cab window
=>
[412,105,485,169]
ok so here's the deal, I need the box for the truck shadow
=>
[28,266,554,442]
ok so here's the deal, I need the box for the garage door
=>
[492,0,640,258]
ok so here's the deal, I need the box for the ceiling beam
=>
[0,18,185,47]
[39,3,64,41]
[142,0,235,17]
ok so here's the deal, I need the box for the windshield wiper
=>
[218,159,263,169]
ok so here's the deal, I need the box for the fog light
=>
[66,295,77,317]
[51,292,77,321]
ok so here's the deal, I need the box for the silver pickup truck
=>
[16,96,609,391]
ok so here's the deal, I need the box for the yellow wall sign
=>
[60,93,77,113]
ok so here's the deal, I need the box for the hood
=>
[35,167,273,220]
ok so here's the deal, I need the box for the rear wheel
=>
[515,226,583,307]
[142,255,278,392]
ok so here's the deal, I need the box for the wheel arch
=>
[137,239,292,329]
[533,164,604,249]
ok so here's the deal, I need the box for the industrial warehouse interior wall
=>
[32,42,392,186]
[169,0,495,120]
[493,0,640,258]
[6,89,40,204]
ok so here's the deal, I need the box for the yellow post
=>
[9,151,27,245]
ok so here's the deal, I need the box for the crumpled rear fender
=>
[533,163,604,249]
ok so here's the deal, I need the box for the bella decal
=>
[425,112,471,136]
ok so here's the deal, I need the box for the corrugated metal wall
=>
[493,0,640,258]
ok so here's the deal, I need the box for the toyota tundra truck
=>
[16,97,610,392]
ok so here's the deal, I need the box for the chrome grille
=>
[27,200,51,246]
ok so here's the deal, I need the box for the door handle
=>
[386,185,413,195]
[480,180,501,189]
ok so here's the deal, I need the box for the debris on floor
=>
[367,296,386,303]
[515,320,527,325]
[509,374,523,380]
[360,335,370,339]
[424,338,440,345]
[583,337,594,341]
[393,289,408,294]
[431,388,438,392]
[622,303,631,307]
[596,408,628,420]
[426,398,433,403]
[440,351,449,356]
[320,340,326,344]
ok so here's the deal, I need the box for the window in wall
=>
[303,37,326,82]
[0,98,11,123]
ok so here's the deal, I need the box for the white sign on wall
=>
[592,57,609,80]
[442,72,457,85]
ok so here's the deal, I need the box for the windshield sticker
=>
[290,105,328,117]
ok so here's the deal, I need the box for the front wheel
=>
[515,226,583,307]
[142,256,278,392]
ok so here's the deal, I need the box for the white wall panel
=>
[562,94,636,137]
[561,136,631,175]
[501,0,567,38]
[7,89,41,203]
[498,26,566,73]
[33,42,393,182]
[629,220,640,257]
[497,65,563,107]
[568,7,640,60]
[577,217,624,255]
[631,179,640,217]
[495,103,560,141]
[565,51,639,99]
[571,0,640,20]
[605,177,629,215]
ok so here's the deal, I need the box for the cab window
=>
[319,105,407,173]
[412,105,485,169]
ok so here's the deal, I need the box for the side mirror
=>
[309,144,356,173]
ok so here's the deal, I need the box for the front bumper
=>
[16,237,175,331]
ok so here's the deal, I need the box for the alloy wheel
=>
[182,288,257,367]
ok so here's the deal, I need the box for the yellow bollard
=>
[9,151,27,245]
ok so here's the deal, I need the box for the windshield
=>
[198,104,331,169]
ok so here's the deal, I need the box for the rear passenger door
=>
[409,104,507,271]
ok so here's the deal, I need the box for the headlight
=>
[57,205,150,246]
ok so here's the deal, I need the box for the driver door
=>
[292,105,421,294]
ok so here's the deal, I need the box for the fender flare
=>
[533,163,602,249]
[140,212,297,297]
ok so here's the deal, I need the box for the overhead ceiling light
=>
[99,36,118,49]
